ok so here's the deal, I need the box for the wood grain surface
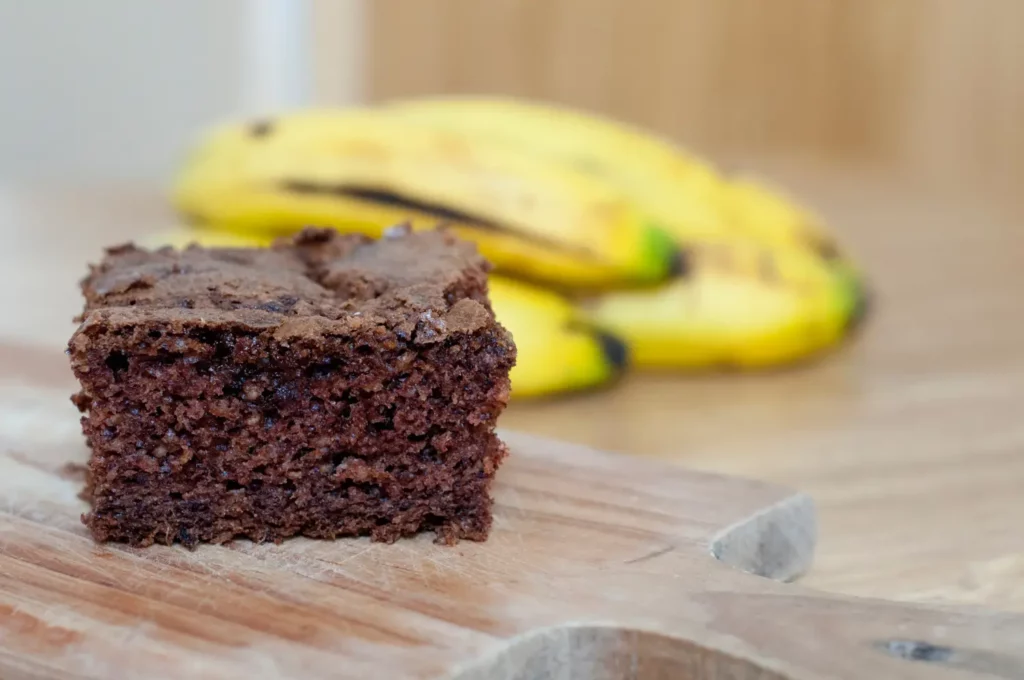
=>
[4,412,1024,678]
[0,161,1022,676]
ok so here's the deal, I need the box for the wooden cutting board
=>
[1,365,1022,680]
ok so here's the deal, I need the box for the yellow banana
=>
[172,109,679,290]
[381,96,841,258]
[488,277,627,398]
[142,227,627,398]
[581,236,867,369]
[722,177,839,259]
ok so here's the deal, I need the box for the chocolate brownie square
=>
[68,227,515,547]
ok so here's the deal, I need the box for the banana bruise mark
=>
[813,235,840,261]
[248,120,275,138]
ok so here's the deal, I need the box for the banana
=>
[488,276,627,398]
[142,227,627,398]
[581,236,868,369]
[381,96,841,258]
[168,100,867,373]
[722,177,839,259]
[172,109,679,290]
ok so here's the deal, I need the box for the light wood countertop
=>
[2,161,1022,611]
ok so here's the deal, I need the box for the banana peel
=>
[582,236,868,369]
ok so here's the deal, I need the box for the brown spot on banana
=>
[248,119,274,138]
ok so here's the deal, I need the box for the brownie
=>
[68,226,515,547]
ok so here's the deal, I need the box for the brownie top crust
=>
[73,226,497,346]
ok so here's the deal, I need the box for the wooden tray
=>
[1,387,1022,680]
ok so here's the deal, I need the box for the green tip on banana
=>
[646,224,688,280]
[831,260,873,335]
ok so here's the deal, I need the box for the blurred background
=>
[2,0,1023,608]
[3,0,1022,210]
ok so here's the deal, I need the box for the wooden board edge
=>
[709,491,816,582]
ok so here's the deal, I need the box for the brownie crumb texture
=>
[68,227,515,548]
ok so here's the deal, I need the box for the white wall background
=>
[0,0,360,184]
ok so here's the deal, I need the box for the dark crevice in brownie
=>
[70,228,514,547]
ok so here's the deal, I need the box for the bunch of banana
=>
[169,97,869,398]
[142,228,627,399]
